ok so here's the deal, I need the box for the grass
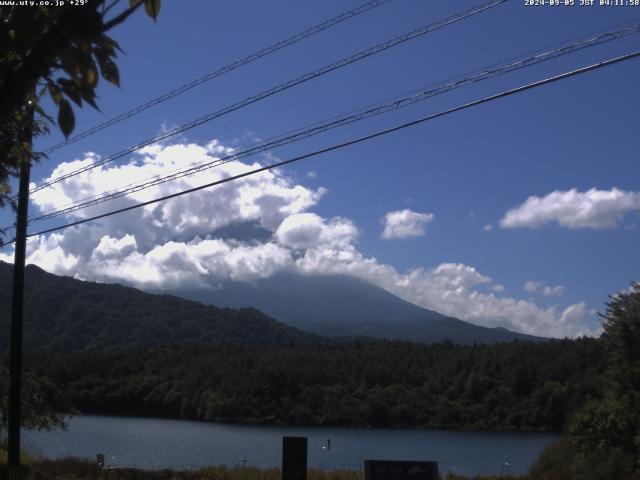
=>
[0,448,38,465]
[0,458,531,480]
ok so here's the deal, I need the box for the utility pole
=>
[7,102,33,480]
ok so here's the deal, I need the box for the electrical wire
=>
[42,0,394,154]
[8,49,637,246]
[29,20,640,223]
[28,0,508,196]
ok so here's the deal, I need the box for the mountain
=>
[174,273,546,344]
[0,261,320,352]
[0,262,544,349]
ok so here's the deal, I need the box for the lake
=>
[23,415,559,476]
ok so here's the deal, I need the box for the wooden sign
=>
[364,460,438,480]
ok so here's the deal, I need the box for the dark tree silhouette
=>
[568,283,640,471]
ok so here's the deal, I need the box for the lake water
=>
[23,415,559,476]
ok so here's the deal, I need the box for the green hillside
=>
[0,262,320,352]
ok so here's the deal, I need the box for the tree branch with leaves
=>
[0,0,161,226]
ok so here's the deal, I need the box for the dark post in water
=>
[282,436,307,480]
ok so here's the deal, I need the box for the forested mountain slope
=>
[0,262,320,352]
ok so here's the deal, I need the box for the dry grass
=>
[0,458,532,480]
[7,459,366,480]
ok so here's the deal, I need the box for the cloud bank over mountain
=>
[0,140,601,338]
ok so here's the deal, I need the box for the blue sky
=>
[2,0,639,337]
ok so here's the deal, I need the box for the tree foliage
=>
[0,366,75,440]
[0,0,160,216]
[529,282,640,479]
[0,0,160,430]
[601,281,640,388]
[564,282,640,476]
[30,338,605,432]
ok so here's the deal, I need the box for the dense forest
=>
[25,338,604,432]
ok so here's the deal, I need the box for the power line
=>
[12,49,639,245]
[34,0,506,192]
[28,0,507,196]
[29,20,640,223]
[42,0,394,155]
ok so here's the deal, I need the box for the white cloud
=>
[524,280,565,297]
[381,209,434,240]
[482,224,493,232]
[500,188,640,229]
[524,280,542,293]
[0,140,601,339]
[29,142,326,249]
[23,233,79,274]
[0,250,13,263]
[275,213,358,250]
[558,303,595,337]
[93,234,138,261]
[542,285,565,297]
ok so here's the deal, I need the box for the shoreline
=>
[23,415,557,478]
[59,411,562,435]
